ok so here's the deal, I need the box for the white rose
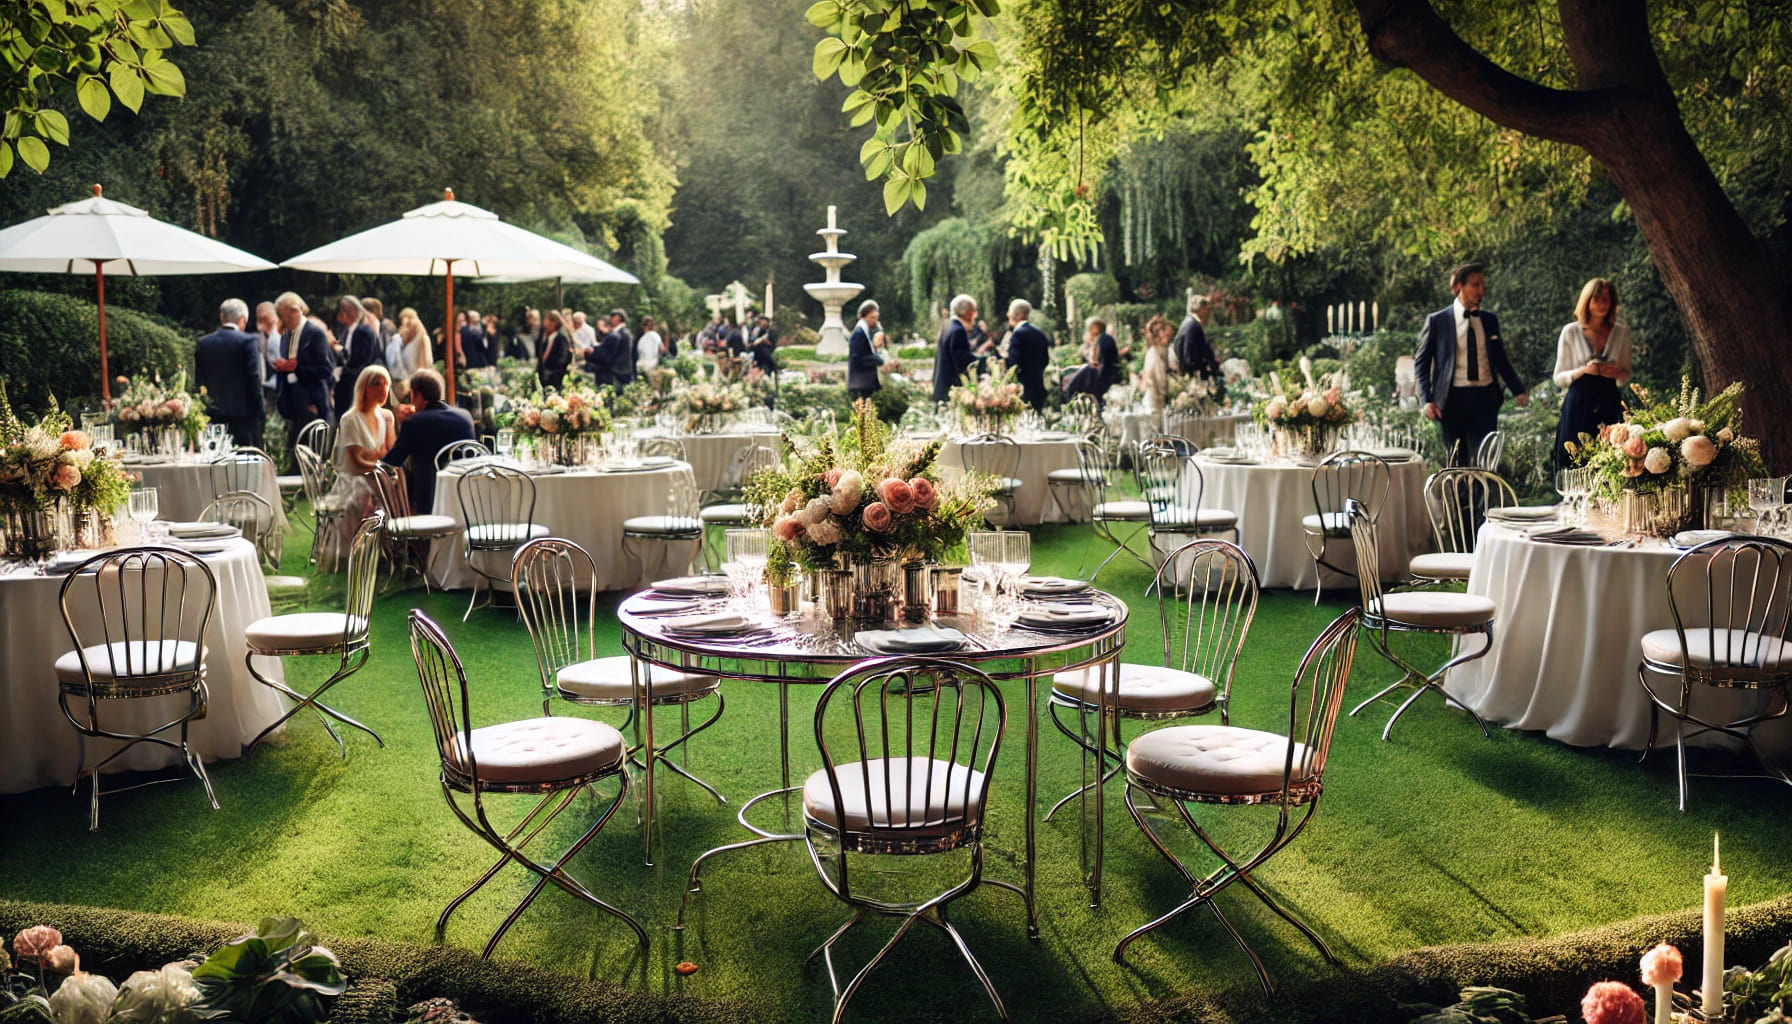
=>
[801,496,833,525]
[1662,417,1693,443]
[1643,446,1672,474]
[1627,423,1646,441]
[1681,435,1718,468]
[1307,396,1330,418]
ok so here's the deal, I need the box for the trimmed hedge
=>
[0,289,193,414]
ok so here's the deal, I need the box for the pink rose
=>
[522,409,541,427]
[861,501,893,532]
[772,516,803,542]
[51,463,81,490]
[1639,943,1682,987]
[43,945,77,974]
[877,477,916,514]
[821,468,843,488]
[1622,436,1647,459]
[1323,387,1342,404]
[59,431,90,450]
[566,394,585,410]
[14,926,61,960]
[164,399,184,415]
[1580,980,1645,1024]
[909,477,937,510]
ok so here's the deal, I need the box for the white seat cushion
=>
[1127,724,1309,797]
[1370,592,1495,629]
[264,575,309,592]
[450,716,625,785]
[54,640,202,684]
[1408,551,1475,580]
[1640,628,1792,671]
[1053,664,1217,713]
[1095,499,1150,520]
[1301,512,1354,537]
[466,522,550,546]
[556,656,719,701]
[245,612,360,652]
[699,503,752,525]
[1047,468,1103,484]
[389,513,459,537]
[623,515,703,535]
[1153,505,1239,530]
[276,474,304,492]
[803,757,986,834]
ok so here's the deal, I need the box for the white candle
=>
[1653,981,1672,1024]
[1358,301,1367,335]
[827,205,837,230]
[1373,301,1380,331]
[1704,833,1727,1018]
[1327,305,1335,335]
[765,281,774,319]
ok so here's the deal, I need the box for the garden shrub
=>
[1064,272,1120,311]
[775,345,818,362]
[0,290,193,414]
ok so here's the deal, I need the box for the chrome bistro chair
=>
[435,438,491,472]
[1046,429,1103,523]
[1136,446,1239,573]
[244,511,385,756]
[201,491,308,606]
[209,447,272,501]
[57,547,218,830]
[802,657,1021,1023]
[1114,609,1360,997]
[294,443,342,571]
[1345,499,1495,741]
[455,463,547,620]
[621,468,704,585]
[368,463,459,592]
[957,432,1023,528]
[1302,450,1391,604]
[1410,467,1515,586]
[1638,536,1792,811]
[408,610,647,962]
[1076,434,1152,582]
[700,442,779,568]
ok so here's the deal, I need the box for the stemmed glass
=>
[996,530,1031,591]
[723,528,768,599]
[1748,478,1785,536]
[495,429,515,461]
[128,486,160,544]
[967,530,1004,591]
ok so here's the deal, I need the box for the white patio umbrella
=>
[0,184,277,403]
[477,257,639,311]
[282,189,637,400]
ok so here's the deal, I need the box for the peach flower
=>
[1718,427,1734,443]
[805,519,842,545]
[14,926,61,960]
[1580,980,1645,1024]
[772,516,803,542]
[861,501,893,532]
[59,431,90,450]
[1681,435,1717,468]
[821,468,843,488]
[1643,446,1672,475]
[1622,436,1648,459]
[1639,943,1683,987]
[832,470,864,515]
[43,945,77,974]
[877,477,916,514]
[51,463,81,490]
[909,477,937,511]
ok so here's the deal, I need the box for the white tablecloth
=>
[1447,523,1792,754]
[427,463,693,592]
[938,436,1080,526]
[1114,410,1249,451]
[638,430,779,493]
[0,539,286,794]
[127,459,281,523]
[1192,455,1429,589]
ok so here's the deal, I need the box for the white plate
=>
[166,521,240,540]
[1019,576,1090,596]
[661,611,754,635]
[641,455,675,466]
[1367,447,1418,462]
[1488,506,1558,522]
[1018,604,1114,629]
[857,625,967,654]
[650,575,732,596]
[167,538,235,555]
[1673,530,1739,549]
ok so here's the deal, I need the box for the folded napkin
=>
[166,538,236,555]
[651,575,732,596]
[1487,505,1557,522]
[166,521,239,540]
[661,611,754,635]
[1018,603,1114,629]
[641,455,675,466]
[1019,575,1090,596]
[856,624,967,654]
[1527,526,1606,545]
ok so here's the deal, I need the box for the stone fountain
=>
[804,205,863,358]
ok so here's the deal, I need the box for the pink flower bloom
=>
[861,501,893,532]
[806,519,842,546]
[163,399,184,415]
[909,477,937,510]
[43,945,77,974]
[1639,943,1683,987]
[1323,387,1342,404]
[772,516,803,542]
[14,926,61,960]
[59,431,89,450]
[1681,435,1717,468]
[1622,436,1648,459]
[1580,980,1645,1024]
[522,409,541,427]
[51,463,81,490]
[877,477,916,514]
[1718,427,1734,443]
[821,468,843,488]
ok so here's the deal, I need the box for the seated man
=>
[380,369,476,513]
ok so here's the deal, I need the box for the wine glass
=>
[1748,478,1782,535]
[128,486,159,543]
[723,528,768,598]
[495,429,515,461]
[997,530,1031,593]
[967,530,1004,592]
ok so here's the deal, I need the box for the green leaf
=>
[858,136,884,163]
[2,111,21,138]
[804,1,839,28]
[838,54,865,87]
[123,0,158,18]
[110,62,144,111]
[77,74,110,120]
[17,135,49,173]
[140,55,183,95]
[161,13,195,46]
[0,142,12,178]
[812,37,848,79]
[863,147,892,179]
[883,175,908,215]
[912,179,927,210]
[34,108,68,144]
[127,21,172,48]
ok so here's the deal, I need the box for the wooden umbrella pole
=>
[95,260,111,405]
[445,259,456,403]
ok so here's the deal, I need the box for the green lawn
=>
[2,513,1789,1022]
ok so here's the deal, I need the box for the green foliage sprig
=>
[190,917,345,1024]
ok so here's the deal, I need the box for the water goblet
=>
[724,527,768,599]
[495,429,515,460]
[128,487,159,543]
[996,530,1031,594]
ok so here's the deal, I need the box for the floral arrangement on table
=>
[112,371,208,444]
[1168,374,1226,417]
[499,382,610,439]
[0,386,131,552]
[1251,357,1355,459]
[741,366,774,409]
[948,365,1025,435]
[675,381,745,431]
[1572,378,1761,500]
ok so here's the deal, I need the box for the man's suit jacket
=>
[1095,332,1121,395]
[333,323,383,416]
[382,401,477,513]
[457,325,492,369]
[846,323,881,392]
[932,319,977,403]
[607,327,636,386]
[1004,321,1051,411]
[276,321,335,426]
[1414,305,1525,410]
[1172,316,1219,380]
[195,327,265,421]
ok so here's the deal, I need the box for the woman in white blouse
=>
[1552,277,1632,469]
[321,365,396,566]
[1137,315,1173,412]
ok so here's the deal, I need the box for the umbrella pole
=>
[95,260,111,406]
[556,276,563,311]
[445,259,456,403]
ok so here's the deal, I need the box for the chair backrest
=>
[210,448,270,500]
[1156,539,1259,710]
[958,433,1021,486]
[1311,451,1392,523]
[639,436,687,462]
[457,463,537,546]
[1474,430,1505,473]
[408,609,478,790]
[294,444,335,507]
[1423,467,1516,555]
[512,538,596,698]
[1061,393,1100,434]
[435,439,491,471]
[667,467,700,520]
[1074,434,1120,506]
[811,657,1005,854]
[723,442,780,495]
[1663,537,1792,686]
[1137,446,1203,531]
[201,490,281,571]
[366,462,416,520]
[59,547,217,689]
[1344,499,1384,613]
[296,418,333,459]
[1144,433,1198,458]
[1278,609,1361,801]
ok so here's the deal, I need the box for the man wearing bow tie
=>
[1415,263,1530,466]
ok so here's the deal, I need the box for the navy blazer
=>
[382,401,477,513]
[1003,321,1051,411]
[1414,305,1525,410]
[1094,333,1121,394]
[458,325,492,369]
[607,327,636,386]
[195,327,265,421]
[1172,316,1219,380]
[276,321,335,426]
[932,319,978,403]
[333,323,383,416]
[846,323,880,392]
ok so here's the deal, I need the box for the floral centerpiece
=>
[1572,377,1762,535]
[0,386,131,555]
[498,382,611,465]
[1251,357,1355,461]
[113,371,208,451]
[1168,374,1226,417]
[948,365,1025,435]
[675,381,745,432]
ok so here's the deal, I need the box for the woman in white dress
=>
[323,365,396,566]
[397,308,433,380]
[1137,315,1173,412]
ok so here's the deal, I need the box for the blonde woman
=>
[1137,315,1173,411]
[398,307,433,379]
[321,365,396,564]
[1552,277,1632,469]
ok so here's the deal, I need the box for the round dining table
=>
[1113,409,1250,451]
[426,460,696,592]
[1191,453,1430,590]
[0,538,287,795]
[619,588,1129,938]
[635,429,780,494]
[938,434,1082,526]
[1447,522,1792,755]
[125,456,281,523]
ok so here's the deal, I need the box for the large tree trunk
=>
[1352,0,1792,468]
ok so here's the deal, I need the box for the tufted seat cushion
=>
[389,514,459,537]
[698,503,751,525]
[245,612,360,653]
[804,757,986,834]
[1054,664,1217,713]
[1047,468,1104,484]
[1640,628,1792,671]
[55,640,202,684]
[466,522,550,547]
[1408,551,1475,580]
[450,716,625,785]
[1127,724,1309,797]
[623,515,703,536]
[1370,592,1495,629]
[1301,512,1354,537]
[1095,499,1150,520]
[1152,505,1240,531]
[556,656,720,701]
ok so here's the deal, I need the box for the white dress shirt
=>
[1552,321,1632,390]
[1450,298,1493,388]
[636,330,662,370]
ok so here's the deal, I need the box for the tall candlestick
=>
[1358,301,1367,336]
[1704,833,1727,1019]
[827,205,837,231]
[765,281,774,319]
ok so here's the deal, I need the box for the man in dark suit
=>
[194,297,266,447]
[272,293,335,455]
[381,369,476,513]
[458,310,492,369]
[1002,298,1051,412]
[582,314,616,388]
[331,294,383,418]
[1415,263,1530,466]
[846,299,882,400]
[749,315,778,375]
[931,294,982,404]
[605,309,636,387]
[1172,293,1220,380]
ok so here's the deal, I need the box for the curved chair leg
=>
[245,649,382,755]
[627,691,729,806]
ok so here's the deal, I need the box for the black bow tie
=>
[1464,309,1481,318]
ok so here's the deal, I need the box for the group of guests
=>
[696,313,779,375]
